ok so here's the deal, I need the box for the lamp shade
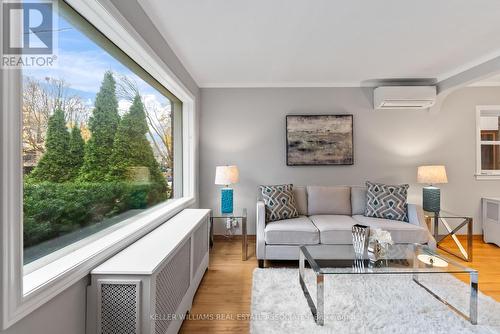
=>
[215,165,239,185]
[417,165,448,184]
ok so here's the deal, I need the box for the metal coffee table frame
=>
[298,245,478,326]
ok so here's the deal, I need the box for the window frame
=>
[476,105,500,180]
[0,0,197,329]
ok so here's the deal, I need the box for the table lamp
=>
[215,165,239,213]
[417,165,448,213]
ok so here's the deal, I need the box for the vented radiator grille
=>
[192,219,208,278]
[99,282,140,334]
[154,239,191,334]
[487,201,499,222]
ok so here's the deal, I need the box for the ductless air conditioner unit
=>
[374,86,437,110]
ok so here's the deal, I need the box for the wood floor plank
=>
[179,235,500,333]
[438,235,500,302]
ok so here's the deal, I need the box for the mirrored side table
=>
[210,208,248,260]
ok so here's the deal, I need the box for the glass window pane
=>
[481,144,500,171]
[22,2,180,266]
[480,114,500,141]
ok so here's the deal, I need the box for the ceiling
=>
[138,0,500,88]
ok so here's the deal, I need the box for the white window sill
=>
[475,174,500,180]
[21,196,195,316]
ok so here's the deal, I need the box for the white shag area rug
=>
[251,268,500,334]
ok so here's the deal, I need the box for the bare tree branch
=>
[22,76,91,167]
[117,75,174,170]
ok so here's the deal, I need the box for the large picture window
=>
[1,0,195,328]
[22,1,182,267]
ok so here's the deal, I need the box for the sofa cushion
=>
[352,215,429,244]
[307,186,351,215]
[259,184,299,222]
[309,215,359,244]
[293,186,308,216]
[365,181,409,222]
[265,216,319,245]
[351,186,367,215]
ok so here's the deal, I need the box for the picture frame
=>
[286,114,354,166]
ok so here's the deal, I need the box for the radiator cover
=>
[86,209,210,334]
[483,198,500,246]
[154,239,191,333]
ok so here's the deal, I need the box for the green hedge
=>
[23,181,167,247]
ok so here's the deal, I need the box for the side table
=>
[210,208,248,261]
[425,211,473,262]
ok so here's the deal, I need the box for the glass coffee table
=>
[299,244,478,326]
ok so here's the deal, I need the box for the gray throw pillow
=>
[365,181,409,222]
[259,184,299,222]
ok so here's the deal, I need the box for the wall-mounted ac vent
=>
[374,86,437,110]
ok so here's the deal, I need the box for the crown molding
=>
[199,82,364,88]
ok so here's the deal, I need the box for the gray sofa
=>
[256,185,436,268]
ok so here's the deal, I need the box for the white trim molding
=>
[199,81,365,88]
[0,0,198,329]
[475,174,500,180]
[1,65,24,332]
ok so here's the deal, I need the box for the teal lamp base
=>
[423,186,440,213]
[221,188,234,214]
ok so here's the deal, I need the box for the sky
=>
[23,12,171,115]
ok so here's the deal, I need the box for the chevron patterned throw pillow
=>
[259,184,299,222]
[365,181,409,222]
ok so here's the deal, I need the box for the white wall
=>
[2,279,88,334]
[200,86,500,235]
[1,0,200,333]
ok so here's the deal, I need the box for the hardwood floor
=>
[179,236,258,333]
[179,235,500,333]
[438,235,500,302]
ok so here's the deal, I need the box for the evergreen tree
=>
[67,125,85,180]
[79,71,120,182]
[109,95,167,188]
[29,109,71,182]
